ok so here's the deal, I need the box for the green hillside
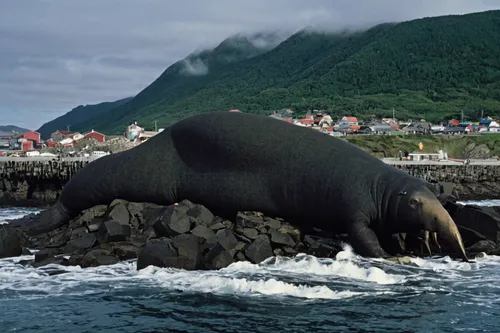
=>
[36,97,133,138]
[76,10,500,134]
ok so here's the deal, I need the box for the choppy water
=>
[1,203,499,333]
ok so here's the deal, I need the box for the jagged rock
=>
[127,202,161,217]
[467,240,497,253]
[137,238,179,270]
[265,218,282,229]
[191,225,217,248]
[269,229,295,247]
[110,242,141,260]
[153,205,192,237]
[109,199,129,209]
[453,205,500,243]
[64,233,97,253]
[235,212,263,228]
[108,202,130,226]
[216,229,239,252]
[0,227,24,259]
[70,227,88,240]
[245,235,273,264]
[178,199,196,209]
[98,220,131,243]
[304,235,340,258]
[241,228,259,240]
[34,247,63,263]
[203,243,233,270]
[172,234,202,270]
[236,252,246,261]
[187,204,214,226]
[80,249,119,268]
[85,218,103,233]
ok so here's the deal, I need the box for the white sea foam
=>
[1,207,499,304]
[457,199,500,207]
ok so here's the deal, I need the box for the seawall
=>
[1,157,500,207]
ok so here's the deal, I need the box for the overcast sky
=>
[2,0,500,130]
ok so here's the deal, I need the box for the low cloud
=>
[180,57,209,76]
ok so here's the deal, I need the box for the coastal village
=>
[0,108,499,158]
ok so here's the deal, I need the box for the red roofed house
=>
[84,130,105,143]
[51,130,75,142]
[22,130,41,145]
[229,109,241,113]
[448,119,460,127]
[338,116,359,129]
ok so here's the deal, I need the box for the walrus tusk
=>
[431,231,441,252]
[434,217,469,262]
[423,230,432,256]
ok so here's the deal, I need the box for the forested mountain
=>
[72,10,500,134]
[36,97,133,138]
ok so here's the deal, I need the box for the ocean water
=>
[1,203,499,333]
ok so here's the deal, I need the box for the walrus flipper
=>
[347,219,389,258]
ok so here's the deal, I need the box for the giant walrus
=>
[20,112,468,261]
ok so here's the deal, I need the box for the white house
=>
[338,116,358,128]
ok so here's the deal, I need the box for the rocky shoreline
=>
[1,197,500,270]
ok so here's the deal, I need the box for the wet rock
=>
[141,206,168,229]
[269,229,295,247]
[191,225,217,248]
[187,204,214,226]
[453,205,500,243]
[85,218,103,233]
[137,238,179,270]
[241,228,259,240]
[178,199,196,209]
[245,235,273,264]
[34,247,63,263]
[153,206,192,237]
[98,220,131,243]
[70,226,88,240]
[0,227,24,259]
[203,243,233,270]
[216,229,238,252]
[108,202,130,226]
[110,242,140,260]
[304,235,340,258]
[467,240,497,253]
[265,218,282,230]
[236,212,263,228]
[64,233,97,253]
[80,249,119,268]
[172,234,202,270]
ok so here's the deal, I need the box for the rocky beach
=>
[2,196,500,271]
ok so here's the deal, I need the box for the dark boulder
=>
[0,227,25,259]
[108,202,130,226]
[172,234,202,270]
[80,249,119,268]
[453,205,500,243]
[245,235,273,264]
[153,205,192,237]
[64,233,97,253]
[186,204,215,226]
[203,243,234,270]
[98,220,131,243]
[137,238,180,270]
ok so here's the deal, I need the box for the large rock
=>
[453,205,500,243]
[0,226,25,259]
[137,238,180,270]
[153,205,192,237]
[245,235,273,264]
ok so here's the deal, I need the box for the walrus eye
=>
[410,198,419,205]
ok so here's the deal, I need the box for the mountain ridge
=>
[46,10,500,134]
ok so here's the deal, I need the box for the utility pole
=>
[67,124,71,132]
[481,110,484,119]
[154,121,157,132]
[461,109,464,123]
[392,108,395,122]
